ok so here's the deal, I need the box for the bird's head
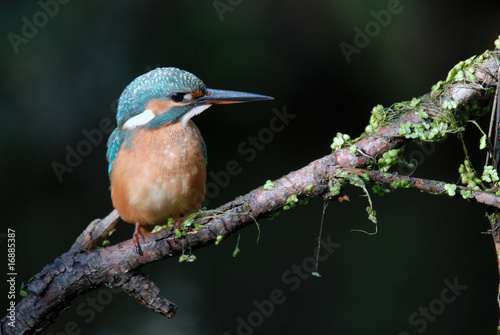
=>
[116,67,273,130]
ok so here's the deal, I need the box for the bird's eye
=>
[170,93,185,102]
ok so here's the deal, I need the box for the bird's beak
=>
[194,88,273,105]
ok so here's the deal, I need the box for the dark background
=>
[1,1,500,334]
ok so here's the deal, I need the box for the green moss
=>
[263,180,274,190]
[372,184,390,196]
[330,185,341,197]
[443,183,457,196]
[286,194,298,204]
[458,160,482,190]
[267,210,281,220]
[390,179,412,189]
[376,148,404,172]
[482,165,499,183]
[331,133,352,151]
[305,184,314,192]
[460,189,474,200]
[179,254,196,263]
[215,235,224,245]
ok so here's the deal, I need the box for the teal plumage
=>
[106,67,273,254]
[107,68,208,175]
[116,67,207,128]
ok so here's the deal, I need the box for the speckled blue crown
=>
[116,67,207,127]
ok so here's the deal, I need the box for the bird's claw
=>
[133,223,144,256]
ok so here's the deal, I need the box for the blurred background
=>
[1,1,500,334]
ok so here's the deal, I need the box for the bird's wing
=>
[200,135,208,166]
[106,128,123,175]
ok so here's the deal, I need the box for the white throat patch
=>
[123,109,155,129]
[180,105,211,125]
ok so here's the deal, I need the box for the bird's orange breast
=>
[110,121,206,231]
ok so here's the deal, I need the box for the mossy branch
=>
[343,167,500,208]
[1,44,499,335]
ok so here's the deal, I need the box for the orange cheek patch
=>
[145,99,176,115]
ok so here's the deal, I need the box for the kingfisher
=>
[106,67,272,254]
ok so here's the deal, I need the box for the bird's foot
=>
[171,218,186,238]
[173,219,183,231]
[133,223,144,256]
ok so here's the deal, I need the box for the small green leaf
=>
[495,35,500,49]
[19,283,28,297]
[479,134,487,150]
[286,194,298,204]
[179,254,197,263]
[366,207,377,224]
[460,189,474,199]
[267,211,281,220]
[215,235,224,245]
[482,165,499,183]
[372,184,388,196]
[183,217,194,227]
[232,233,241,257]
[444,183,457,196]
[175,229,182,238]
[330,186,341,196]
[388,149,399,157]
[263,180,274,190]
[311,272,322,278]
[331,133,351,151]
[390,179,411,189]
[305,184,314,192]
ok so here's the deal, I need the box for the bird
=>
[106,67,273,254]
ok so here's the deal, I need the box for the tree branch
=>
[1,48,498,335]
[345,167,500,209]
[70,209,120,251]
